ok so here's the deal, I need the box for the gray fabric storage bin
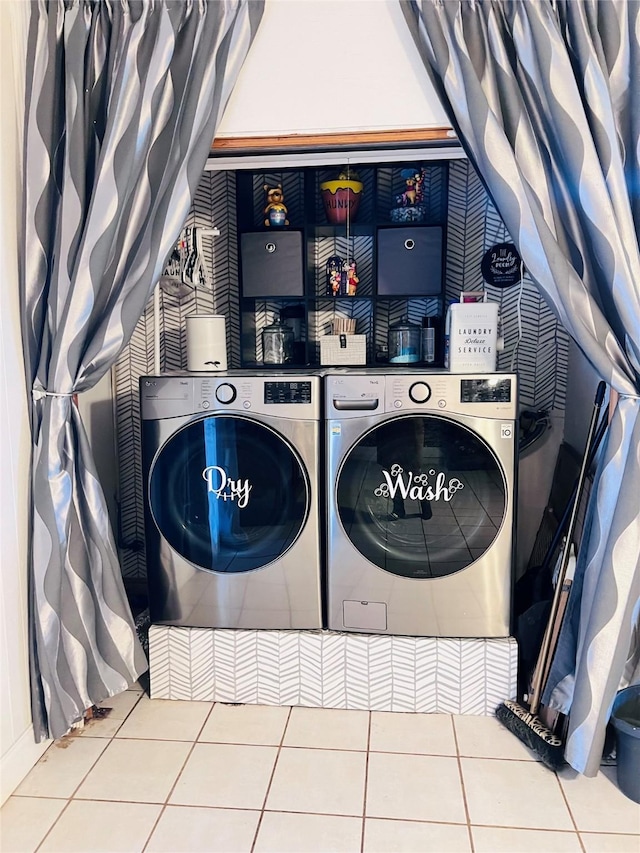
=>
[241,231,304,297]
[377,226,443,296]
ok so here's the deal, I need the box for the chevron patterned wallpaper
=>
[148,625,518,715]
[114,159,568,580]
[446,162,569,411]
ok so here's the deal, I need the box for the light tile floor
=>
[2,683,639,853]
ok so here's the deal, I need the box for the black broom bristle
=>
[495,699,565,771]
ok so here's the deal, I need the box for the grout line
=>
[33,691,145,852]
[33,798,74,853]
[554,768,587,853]
[360,711,372,853]
[194,699,218,744]
[470,823,590,833]
[16,702,639,852]
[192,739,371,752]
[152,723,210,815]
[577,830,640,838]
[250,705,292,853]
[261,808,466,823]
[140,701,218,851]
[451,715,475,853]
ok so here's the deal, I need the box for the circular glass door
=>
[336,415,506,578]
[150,415,309,573]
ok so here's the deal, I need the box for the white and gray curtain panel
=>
[20,0,264,742]
[400,0,640,776]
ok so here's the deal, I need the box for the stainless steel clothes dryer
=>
[326,371,517,637]
[140,373,322,630]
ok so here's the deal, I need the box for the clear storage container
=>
[262,321,294,364]
[388,318,421,364]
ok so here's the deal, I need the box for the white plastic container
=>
[186,314,227,371]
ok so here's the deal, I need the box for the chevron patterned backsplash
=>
[114,159,568,580]
[149,625,518,715]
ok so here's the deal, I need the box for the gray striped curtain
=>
[401,0,639,775]
[21,0,264,742]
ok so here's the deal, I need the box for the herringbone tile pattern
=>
[148,627,518,717]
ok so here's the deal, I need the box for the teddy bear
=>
[263,183,289,227]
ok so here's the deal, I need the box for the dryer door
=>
[336,414,506,578]
[149,415,310,573]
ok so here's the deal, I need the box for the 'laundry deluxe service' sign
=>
[448,302,499,373]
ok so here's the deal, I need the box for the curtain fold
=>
[400,0,639,775]
[21,0,264,742]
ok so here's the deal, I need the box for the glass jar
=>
[262,321,294,364]
[388,318,421,364]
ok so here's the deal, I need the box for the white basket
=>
[320,334,367,365]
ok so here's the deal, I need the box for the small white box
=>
[320,334,367,365]
[447,302,498,373]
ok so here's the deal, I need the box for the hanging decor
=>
[160,225,218,296]
[320,168,363,225]
[481,243,523,289]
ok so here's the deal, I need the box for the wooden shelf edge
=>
[212,127,457,153]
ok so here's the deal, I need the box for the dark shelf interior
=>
[237,161,449,368]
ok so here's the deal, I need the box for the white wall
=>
[217,0,452,138]
[0,1,49,805]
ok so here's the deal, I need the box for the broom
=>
[496,380,607,770]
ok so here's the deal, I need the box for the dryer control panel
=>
[140,374,320,420]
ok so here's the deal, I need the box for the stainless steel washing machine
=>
[140,373,322,630]
[326,371,517,637]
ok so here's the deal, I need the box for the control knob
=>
[215,383,237,405]
[408,381,431,404]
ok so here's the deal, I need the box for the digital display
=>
[460,378,511,403]
[264,381,312,404]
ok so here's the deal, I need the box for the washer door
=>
[336,415,506,578]
[150,415,310,573]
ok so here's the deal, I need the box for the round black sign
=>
[481,243,523,288]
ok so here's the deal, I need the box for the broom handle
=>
[533,411,608,579]
[537,545,576,701]
[529,381,606,714]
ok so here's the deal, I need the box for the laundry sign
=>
[374,464,464,503]
[202,466,252,508]
[447,302,499,373]
[481,242,522,289]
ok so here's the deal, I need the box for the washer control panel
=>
[460,377,512,403]
[384,372,517,419]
